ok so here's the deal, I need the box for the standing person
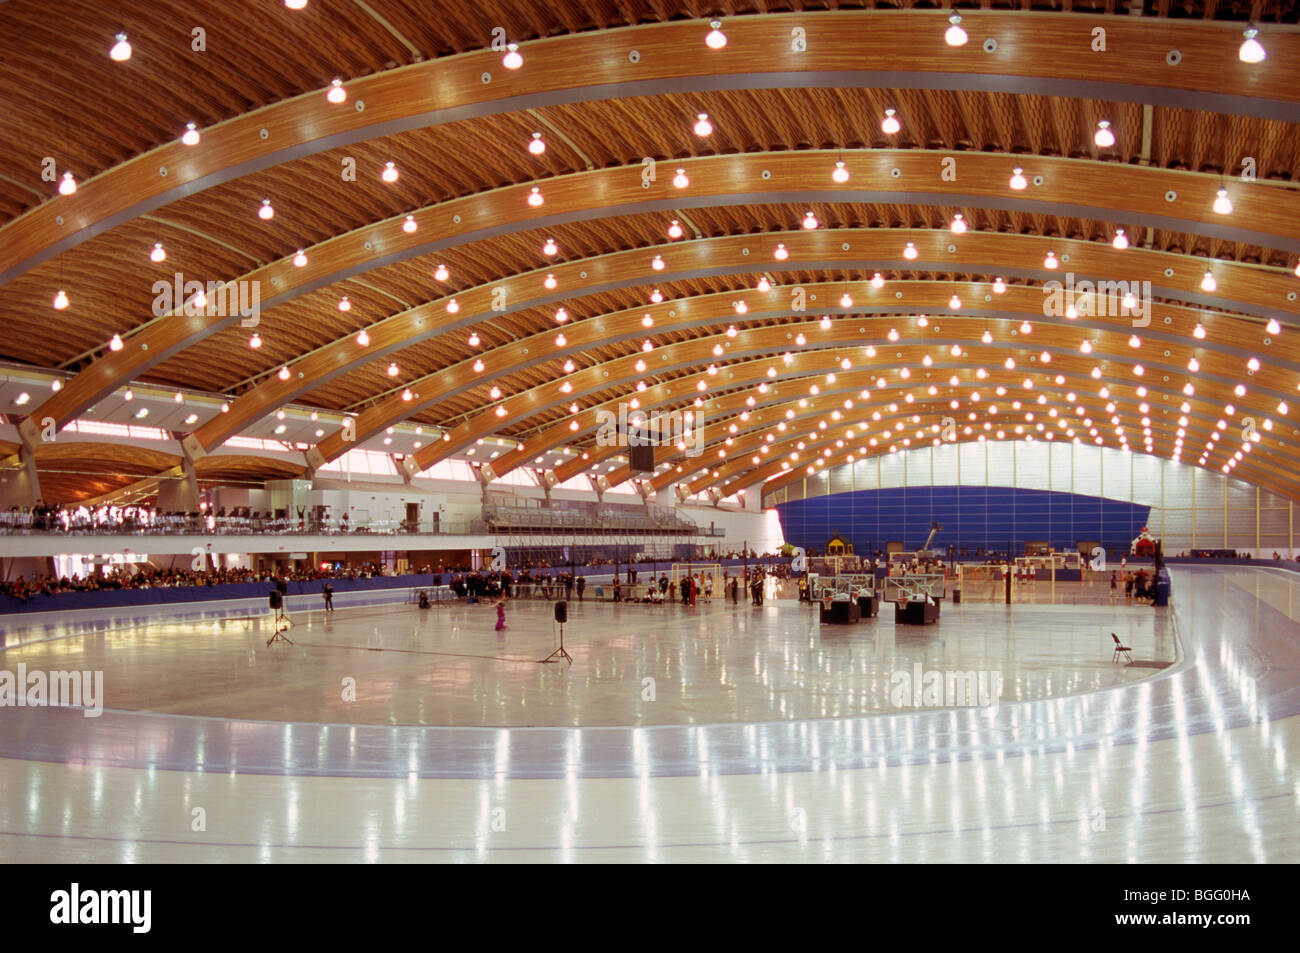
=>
[323,582,335,612]
[613,576,622,602]
[1109,571,1118,605]
[494,596,507,632]
[730,574,739,604]
[704,573,714,603]
[689,575,697,607]
[576,575,585,602]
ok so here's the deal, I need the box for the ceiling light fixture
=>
[1239,27,1266,63]
[945,14,967,46]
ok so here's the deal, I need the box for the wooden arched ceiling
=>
[1,3,1297,506]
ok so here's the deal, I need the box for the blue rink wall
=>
[775,486,1152,555]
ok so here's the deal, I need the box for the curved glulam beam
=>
[503,318,1300,476]
[581,371,1272,496]
[389,283,1299,470]
[303,273,1297,469]
[412,322,1297,492]
[209,226,1299,463]
[20,148,1300,452]
[676,362,1294,492]
[7,12,1297,283]
[682,391,1285,496]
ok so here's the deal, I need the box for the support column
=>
[0,438,42,507]
[157,457,200,511]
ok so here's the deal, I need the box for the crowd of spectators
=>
[0,504,405,536]
[0,562,402,602]
[0,554,794,605]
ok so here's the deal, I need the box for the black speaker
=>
[554,601,567,624]
[268,590,283,609]
[629,444,654,473]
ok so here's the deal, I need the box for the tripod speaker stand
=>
[267,590,295,646]
[542,600,572,665]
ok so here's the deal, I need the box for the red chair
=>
[1111,633,1133,664]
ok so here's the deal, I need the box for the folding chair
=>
[1111,632,1133,664]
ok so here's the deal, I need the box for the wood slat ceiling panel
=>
[0,217,258,370]
[0,0,419,224]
